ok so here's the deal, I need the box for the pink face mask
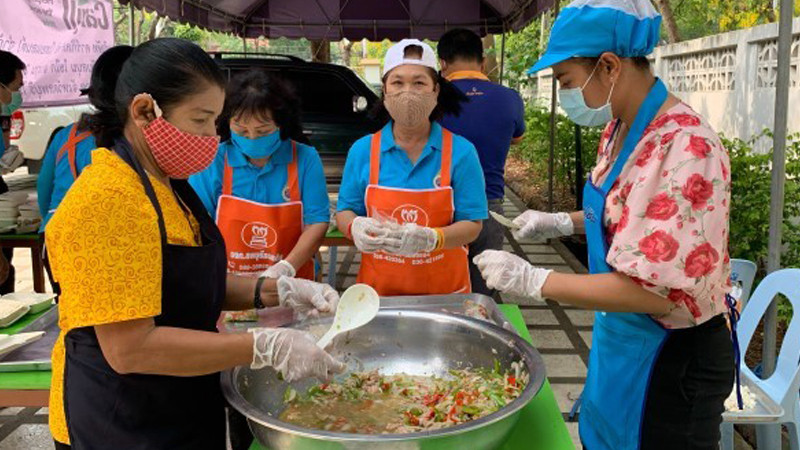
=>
[140,97,219,179]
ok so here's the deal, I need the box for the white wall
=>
[532,18,800,143]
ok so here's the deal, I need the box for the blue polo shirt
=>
[189,139,330,225]
[38,123,96,230]
[337,121,488,222]
[439,72,526,201]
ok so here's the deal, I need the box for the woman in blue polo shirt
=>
[190,70,329,281]
[336,39,487,296]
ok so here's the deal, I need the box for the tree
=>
[482,35,499,82]
[502,17,544,91]
[310,40,331,63]
[339,39,354,67]
[655,0,681,43]
[173,24,205,44]
[147,13,169,41]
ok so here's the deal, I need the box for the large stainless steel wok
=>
[221,309,546,450]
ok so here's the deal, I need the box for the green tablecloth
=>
[0,307,54,390]
[249,304,575,450]
[324,229,344,239]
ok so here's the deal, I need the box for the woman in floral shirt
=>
[599,104,732,329]
[473,0,735,449]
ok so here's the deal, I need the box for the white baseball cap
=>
[382,39,439,78]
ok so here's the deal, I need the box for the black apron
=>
[63,139,228,450]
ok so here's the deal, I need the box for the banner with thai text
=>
[0,0,114,107]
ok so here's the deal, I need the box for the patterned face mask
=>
[383,90,438,127]
[140,96,220,179]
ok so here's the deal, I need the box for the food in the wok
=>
[462,299,490,321]
[280,362,528,434]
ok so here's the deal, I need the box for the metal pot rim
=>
[220,309,546,442]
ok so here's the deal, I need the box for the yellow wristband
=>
[434,228,445,251]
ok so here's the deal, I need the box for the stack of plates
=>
[0,192,26,232]
[0,301,29,328]
[2,293,56,315]
[0,331,46,358]
[16,202,41,234]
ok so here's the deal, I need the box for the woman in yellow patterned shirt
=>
[47,38,344,450]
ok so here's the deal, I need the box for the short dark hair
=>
[217,70,308,144]
[437,28,484,64]
[88,38,226,147]
[0,50,26,85]
[370,70,467,124]
[77,45,134,132]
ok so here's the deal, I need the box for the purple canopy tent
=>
[118,0,560,200]
[118,0,554,41]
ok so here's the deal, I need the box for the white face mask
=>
[558,62,615,127]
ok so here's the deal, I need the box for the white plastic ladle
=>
[316,283,380,349]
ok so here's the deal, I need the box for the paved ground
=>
[0,186,753,449]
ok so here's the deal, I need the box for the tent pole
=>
[759,2,792,447]
[763,0,793,381]
[499,31,506,85]
[547,0,560,212]
[242,36,247,53]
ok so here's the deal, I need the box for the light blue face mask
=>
[231,129,282,159]
[558,62,615,128]
[0,85,22,115]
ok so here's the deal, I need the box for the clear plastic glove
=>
[473,250,552,300]
[512,210,574,241]
[382,222,438,256]
[262,260,296,279]
[277,277,339,320]
[351,216,393,253]
[249,328,346,381]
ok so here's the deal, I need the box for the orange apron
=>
[215,142,313,279]
[56,125,91,178]
[356,128,471,296]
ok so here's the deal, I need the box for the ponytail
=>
[77,45,134,147]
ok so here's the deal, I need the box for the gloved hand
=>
[262,260,296,279]
[473,250,552,300]
[249,328,346,381]
[350,216,393,253]
[512,210,574,241]
[277,277,339,320]
[382,222,438,256]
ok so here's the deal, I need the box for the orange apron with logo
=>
[356,129,471,296]
[215,142,314,279]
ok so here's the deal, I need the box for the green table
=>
[0,307,53,404]
[0,306,576,450]
[249,304,575,450]
[321,229,349,286]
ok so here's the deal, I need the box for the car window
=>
[225,66,364,119]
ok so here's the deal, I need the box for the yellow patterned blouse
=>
[47,148,201,444]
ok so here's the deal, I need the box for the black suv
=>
[213,53,383,183]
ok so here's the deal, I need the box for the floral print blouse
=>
[592,102,732,329]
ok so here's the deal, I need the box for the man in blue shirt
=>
[438,28,526,296]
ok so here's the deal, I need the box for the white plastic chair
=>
[731,258,758,306]
[721,268,800,450]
